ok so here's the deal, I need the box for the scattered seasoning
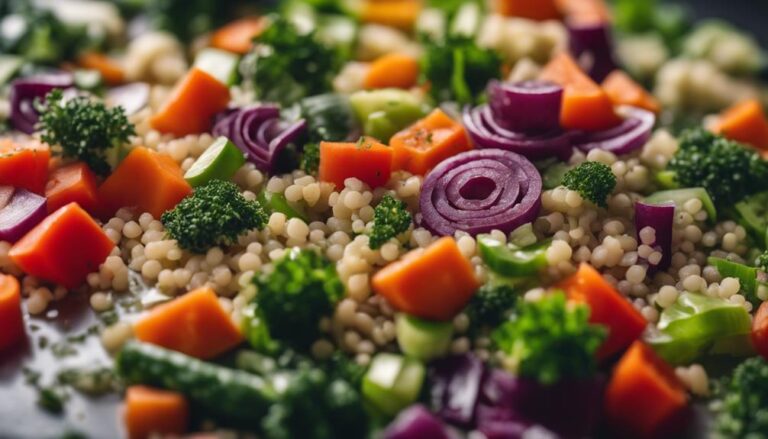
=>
[98,310,119,326]
[57,367,121,396]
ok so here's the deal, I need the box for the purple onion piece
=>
[430,354,486,428]
[0,187,14,209]
[106,82,150,116]
[383,405,451,439]
[463,105,573,161]
[0,188,47,243]
[568,21,617,83]
[9,73,74,134]
[419,149,542,236]
[487,80,563,133]
[572,106,655,155]
[635,201,675,271]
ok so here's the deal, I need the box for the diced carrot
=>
[9,203,115,289]
[124,386,189,439]
[390,109,472,175]
[0,274,24,351]
[77,52,125,85]
[604,342,688,439]
[602,70,661,115]
[494,0,562,21]
[97,147,192,219]
[539,52,621,131]
[150,68,230,137]
[710,99,768,150]
[752,301,768,360]
[360,0,422,31]
[557,0,611,24]
[210,17,266,54]
[372,237,479,321]
[558,263,646,360]
[0,139,51,195]
[45,162,99,215]
[364,54,420,90]
[319,137,393,189]
[133,287,243,359]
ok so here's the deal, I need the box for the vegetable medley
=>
[4,0,768,438]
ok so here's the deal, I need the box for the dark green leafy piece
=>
[301,142,320,175]
[368,194,412,249]
[300,93,358,143]
[37,89,135,176]
[464,281,518,330]
[714,357,768,438]
[161,179,268,253]
[562,161,617,207]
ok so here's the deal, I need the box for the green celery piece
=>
[193,48,240,86]
[350,89,425,142]
[362,353,425,416]
[258,191,309,222]
[184,136,246,187]
[708,257,758,303]
[645,187,717,222]
[395,314,453,361]
[654,170,679,190]
[0,55,23,86]
[478,236,550,278]
[733,191,768,248]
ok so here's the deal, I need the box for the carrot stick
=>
[372,237,479,321]
[0,139,51,195]
[210,17,266,55]
[45,162,100,215]
[390,109,472,176]
[0,274,24,351]
[150,68,230,136]
[133,287,243,359]
[9,203,115,289]
[604,341,688,439]
[711,98,768,150]
[602,70,661,115]
[494,0,562,20]
[77,52,125,85]
[539,52,621,131]
[319,137,393,189]
[124,385,189,439]
[364,54,420,90]
[97,147,192,220]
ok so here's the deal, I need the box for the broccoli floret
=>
[161,180,268,253]
[368,195,412,249]
[421,35,501,105]
[492,292,606,385]
[240,17,344,106]
[37,89,135,176]
[254,248,344,350]
[667,129,768,208]
[714,356,768,438]
[464,281,518,330]
[301,143,320,175]
[561,161,617,207]
[757,251,768,273]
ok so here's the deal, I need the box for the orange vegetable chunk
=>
[557,0,611,24]
[494,0,562,20]
[604,341,688,439]
[390,109,472,175]
[602,70,661,114]
[9,203,115,289]
[97,146,192,219]
[150,68,230,136]
[124,386,189,439]
[319,137,393,189]
[0,274,24,351]
[45,162,99,214]
[539,52,621,131]
[558,263,646,359]
[210,17,266,54]
[752,301,768,360]
[0,139,51,195]
[133,287,243,359]
[711,98,768,150]
[372,237,479,321]
[77,52,125,85]
[364,53,420,90]
[360,0,422,31]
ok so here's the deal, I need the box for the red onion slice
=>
[572,106,655,155]
[419,149,542,236]
[106,82,150,116]
[487,80,563,133]
[568,21,617,83]
[0,187,47,243]
[9,73,74,134]
[635,201,675,271]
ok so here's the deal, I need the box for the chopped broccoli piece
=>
[300,93,358,143]
[37,89,135,176]
[368,195,412,249]
[253,248,344,350]
[240,17,344,106]
[757,251,768,273]
[161,180,268,253]
[667,129,768,208]
[492,292,606,385]
[420,35,501,105]
[714,357,768,438]
[464,281,518,330]
[301,143,320,175]
[561,161,617,207]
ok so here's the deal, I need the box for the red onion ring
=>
[572,106,655,155]
[568,21,617,83]
[9,73,74,134]
[635,201,674,271]
[419,149,542,236]
[487,80,563,133]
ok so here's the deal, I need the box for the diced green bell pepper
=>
[395,314,453,362]
[478,235,550,278]
[258,191,309,222]
[708,257,759,305]
[645,187,717,222]
[184,136,246,187]
[362,353,425,417]
[349,89,426,142]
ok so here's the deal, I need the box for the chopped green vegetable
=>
[667,129,768,208]
[645,187,717,222]
[561,161,617,207]
[420,35,501,105]
[708,257,759,305]
[368,194,412,249]
[37,89,135,176]
[395,314,453,361]
[362,353,425,416]
[682,21,763,74]
[258,191,309,222]
[492,292,606,385]
[0,54,23,85]
[300,93,359,143]
[142,0,238,42]
[541,162,572,190]
[464,279,518,331]
[611,0,690,46]
[193,48,240,86]
[252,248,344,350]
[714,357,768,438]
[349,88,425,142]
[733,191,768,248]
[478,236,550,278]
[301,142,321,175]
[161,179,268,253]
[184,136,246,187]
[57,367,120,396]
